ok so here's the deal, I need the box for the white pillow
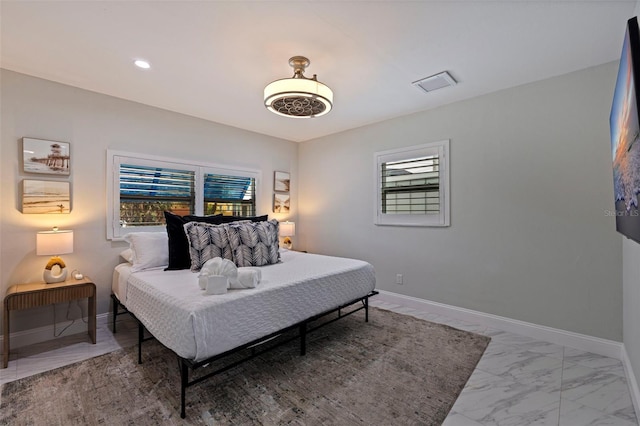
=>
[119,248,134,263]
[123,232,169,272]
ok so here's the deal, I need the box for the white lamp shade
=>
[279,222,296,237]
[37,230,73,255]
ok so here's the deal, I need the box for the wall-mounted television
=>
[610,16,640,244]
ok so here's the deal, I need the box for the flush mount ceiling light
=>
[264,56,333,118]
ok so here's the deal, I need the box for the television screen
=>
[610,17,640,244]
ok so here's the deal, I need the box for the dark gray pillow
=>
[226,219,280,267]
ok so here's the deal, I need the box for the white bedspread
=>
[124,250,376,361]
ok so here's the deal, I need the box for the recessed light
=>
[134,59,151,69]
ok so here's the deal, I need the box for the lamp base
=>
[43,256,68,284]
[282,237,292,250]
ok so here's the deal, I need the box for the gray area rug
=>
[1,308,489,425]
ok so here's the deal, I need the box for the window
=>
[107,150,259,239]
[374,140,450,227]
[119,163,195,227]
[203,173,255,216]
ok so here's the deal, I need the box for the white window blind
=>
[203,173,256,216]
[374,140,450,227]
[119,163,195,227]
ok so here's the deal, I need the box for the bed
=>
[111,226,377,418]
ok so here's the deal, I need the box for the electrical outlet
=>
[396,274,403,285]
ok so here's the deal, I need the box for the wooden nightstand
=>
[2,276,96,368]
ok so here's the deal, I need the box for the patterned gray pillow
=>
[226,219,280,267]
[183,222,233,272]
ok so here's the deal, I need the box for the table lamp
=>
[37,227,73,283]
[279,221,295,250]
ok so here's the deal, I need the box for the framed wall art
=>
[23,137,70,175]
[22,179,71,214]
[274,171,290,192]
[273,193,290,213]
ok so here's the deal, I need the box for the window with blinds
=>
[107,151,261,239]
[119,164,195,227]
[375,140,450,227]
[204,173,255,216]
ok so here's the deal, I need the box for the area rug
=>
[1,308,489,425]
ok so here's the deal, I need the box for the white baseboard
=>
[375,290,624,360]
[0,312,111,350]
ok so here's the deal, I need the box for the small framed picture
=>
[22,179,71,214]
[273,193,290,213]
[22,137,70,175]
[274,171,290,192]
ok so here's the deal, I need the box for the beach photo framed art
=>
[274,171,290,192]
[22,180,71,214]
[273,193,290,213]
[23,137,70,175]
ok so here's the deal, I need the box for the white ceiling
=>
[0,1,636,142]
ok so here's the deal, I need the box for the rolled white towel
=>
[230,267,261,289]
[246,267,261,282]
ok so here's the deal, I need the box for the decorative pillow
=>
[119,248,134,263]
[183,222,234,272]
[226,219,280,267]
[164,211,223,270]
[216,214,269,223]
[123,232,169,272]
[183,214,225,222]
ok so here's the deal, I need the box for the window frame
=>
[374,140,450,227]
[107,150,261,240]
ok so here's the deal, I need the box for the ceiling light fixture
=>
[134,59,151,69]
[264,56,333,118]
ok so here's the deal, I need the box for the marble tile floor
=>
[1,302,637,426]
[368,300,638,426]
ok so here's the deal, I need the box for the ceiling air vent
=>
[412,71,457,93]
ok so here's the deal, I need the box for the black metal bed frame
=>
[129,290,378,419]
[111,293,132,333]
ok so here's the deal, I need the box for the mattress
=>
[123,249,376,362]
[112,262,168,306]
[112,262,133,305]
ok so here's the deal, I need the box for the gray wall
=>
[299,62,622,340]
[0,69,298,333]
[0,62,627,344]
